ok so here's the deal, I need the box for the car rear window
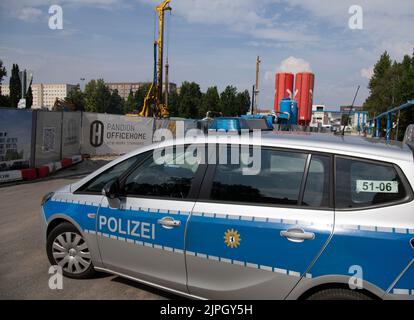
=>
[335,156,411,209]
[209,148,307,206]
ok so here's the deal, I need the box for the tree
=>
[108,89,124,114]
[364,51,394,116]
[0,94,10,108]
[84,79,98,112]
[123,90,136,114]
[167,90,180,117]
[178,81,202,118]
[134,84,151,114]
[0,60,7,95]
[200,86,220,117]
[9,64,22,108]
[84,79,112,113]
[84,79,125,114]
[25,86,33,109]
[219,85,238,116]
[236,89,251,116]
[363,49,414,140]
[65,86,85,111]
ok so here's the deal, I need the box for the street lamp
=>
[80,78,86,91]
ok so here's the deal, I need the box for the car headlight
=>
[41,192,54,206]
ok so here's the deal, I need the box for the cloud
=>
[0,0,125,20]
[17,7,42,22]
[264,56,312,83]
[360,67,373,80]
[278,56,312,73]
[287,0,414,55]
[137,0,317,43]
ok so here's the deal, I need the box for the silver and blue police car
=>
[41,127,414,300]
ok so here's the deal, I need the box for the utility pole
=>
[254,56,261,115]
[251,85,255,115]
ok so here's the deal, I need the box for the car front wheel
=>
[46,222,95,279]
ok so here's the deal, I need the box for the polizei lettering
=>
[99,216,155,240]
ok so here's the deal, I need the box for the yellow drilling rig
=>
[135,0,171,118]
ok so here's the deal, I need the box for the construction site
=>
[1,0,414,306]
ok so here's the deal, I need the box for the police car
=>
[41,127,414,300]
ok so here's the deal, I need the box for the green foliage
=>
[200,86,220,117]
[74,78,252,119]
[65,86,85,111]
[109,89,124,115]
[168,90,180,117]
[0,94,10,107]
[25,86,33,109]
[219,85,239,116]
[9,64,22,108]
[84,79,124,114]
[363,50,414,140]
[123,90,136,114]
[178,81,202,118]
[236,89,251,116]
[134,84,151,113]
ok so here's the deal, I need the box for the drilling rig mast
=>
[253,56,261,115]
[138,0,171,118]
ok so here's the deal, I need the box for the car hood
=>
[55,183,72,194]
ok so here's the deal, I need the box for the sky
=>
[0,0,413,109]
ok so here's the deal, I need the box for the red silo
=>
[295,72,315,125]
[274,72,294,112]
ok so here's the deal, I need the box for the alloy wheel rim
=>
[52,232,91,274]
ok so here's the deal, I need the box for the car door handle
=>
[157,217,181,229]
[280,228,315,242]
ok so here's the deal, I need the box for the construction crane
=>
[137,0,171,118]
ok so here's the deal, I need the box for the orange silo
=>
[274,72,294,112]
[295,72,315,126]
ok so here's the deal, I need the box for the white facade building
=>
[1,83,77,110]
[1,84,10,96]
[311,104,368,132]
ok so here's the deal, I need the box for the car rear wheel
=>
[306,288,373,300]
[47,222,95,279]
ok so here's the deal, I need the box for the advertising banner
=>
[0,170,23,183]
[153,119,199,142]
[0,108,33,171]
[62,112,81,158]
[35,111,62,167]
[154,119,177,142]
[81,113,154,155]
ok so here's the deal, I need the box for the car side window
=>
[302,155,331,208]
[77,152,149,194]
[209,148,307,206]
[123,146,202,199]
[335,157,409,209]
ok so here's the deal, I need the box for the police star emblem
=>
[224,229,241,248]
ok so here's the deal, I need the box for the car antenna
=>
[342,85,360,136]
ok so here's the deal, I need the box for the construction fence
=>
[1,108,201,173]
[1,108,332,176]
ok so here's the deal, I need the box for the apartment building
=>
[107,82,177,100]
[1,83,77,110]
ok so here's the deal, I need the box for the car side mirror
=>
[102,179,120,199]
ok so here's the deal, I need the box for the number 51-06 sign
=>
[356,180,399,193]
